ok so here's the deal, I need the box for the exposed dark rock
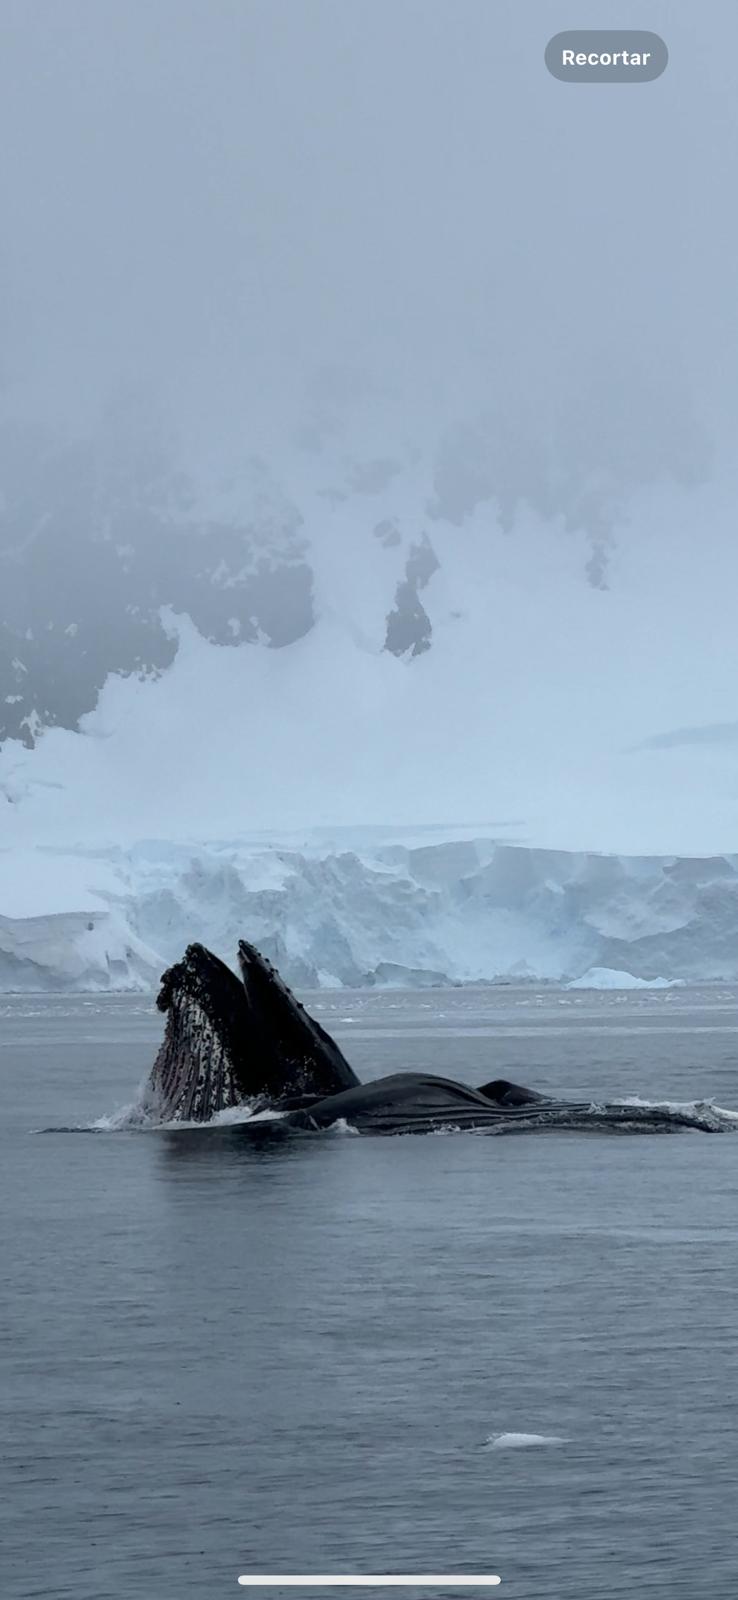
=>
[383,534,439,659]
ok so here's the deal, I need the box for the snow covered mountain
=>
[2,1,738,990]
[2,412,737,852]
[0,411,314,747]
[0,373,722,760]
[1,393,738,992]
[0,399,475,750]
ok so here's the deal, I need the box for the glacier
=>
[2,834,738,993]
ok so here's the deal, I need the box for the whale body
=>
[145,940,724,1134]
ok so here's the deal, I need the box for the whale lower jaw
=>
[147,994,244,1123]
[286,1099,722,1136]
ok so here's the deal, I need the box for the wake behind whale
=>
[129,940,738,1138]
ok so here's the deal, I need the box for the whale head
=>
[145,939,359,1123]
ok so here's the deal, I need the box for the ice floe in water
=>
[565,967,685,990]
[485,1432,568,1449]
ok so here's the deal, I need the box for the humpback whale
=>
[144,940,726,1134]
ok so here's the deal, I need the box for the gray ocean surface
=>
[3,984,738,1600]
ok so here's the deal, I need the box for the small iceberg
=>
[565,967,685,991]
[485,1432,567,1449]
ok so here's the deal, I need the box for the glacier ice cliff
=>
[1,836,738,992]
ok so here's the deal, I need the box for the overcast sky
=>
[2,2,738,851]
[1,0,736,468]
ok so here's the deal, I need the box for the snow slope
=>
[2,491,738,859]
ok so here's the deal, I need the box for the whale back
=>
[477,1078,549,1106]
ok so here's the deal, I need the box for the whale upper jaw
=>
[235,939,358,1102]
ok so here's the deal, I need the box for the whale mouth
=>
[146,939,359,1124]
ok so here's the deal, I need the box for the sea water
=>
[3,985,738,1598]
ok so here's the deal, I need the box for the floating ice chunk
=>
[565,967,685,991]
[485,1432,567,1449]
